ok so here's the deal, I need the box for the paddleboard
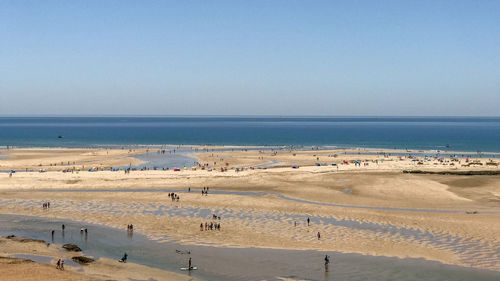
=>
[180,267,198,271]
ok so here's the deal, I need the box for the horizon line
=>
[0,114,500,118]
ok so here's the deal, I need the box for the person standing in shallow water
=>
[188,257,192,269]
[324,255,330,272]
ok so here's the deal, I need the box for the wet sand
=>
[1,214,500,281]
[0,147,500,280]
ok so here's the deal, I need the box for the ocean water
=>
[1,116,500,152]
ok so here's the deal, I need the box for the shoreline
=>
[3,144,500,156]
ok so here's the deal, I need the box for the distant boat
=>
[58,135,63,139]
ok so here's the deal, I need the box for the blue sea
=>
[1,116,500,153]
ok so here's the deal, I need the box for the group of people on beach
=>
[42,202,51,209]
[200,221,220,231]
[168,193,180,202]
[56,259,65,270]
[201,186,209,195]
[305,218,322,240]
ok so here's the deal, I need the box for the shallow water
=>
[119,146,279,169]
[10,253,54,263]
[126,147,199,169]
[1,213,499,281]
[1,214,499,281]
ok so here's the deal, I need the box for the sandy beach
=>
[1,147,500,279]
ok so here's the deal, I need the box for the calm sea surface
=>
[1,116,499,152]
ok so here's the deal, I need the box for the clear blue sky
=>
[1,0,499,116]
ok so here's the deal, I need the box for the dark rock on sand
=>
[63,244,82,252]
[72,256,95,264]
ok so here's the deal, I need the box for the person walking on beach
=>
[324,255,330,272]
[56,259,61,269]
[307,217,310,226]
[317,232,321,240]
[188,257,192,269]
[60,260,65,270]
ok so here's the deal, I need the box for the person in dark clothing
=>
[120,252,128,262]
